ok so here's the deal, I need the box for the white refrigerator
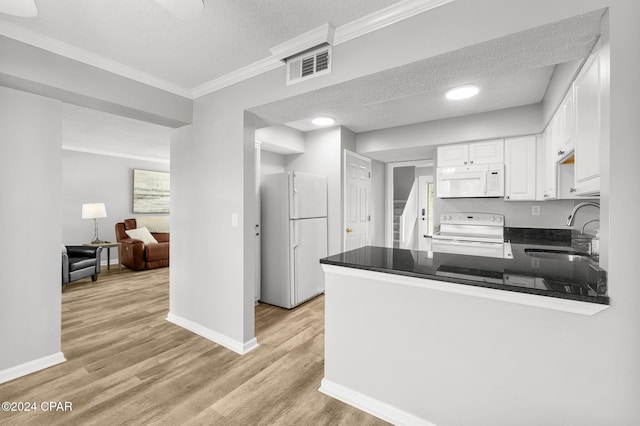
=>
[261,171,328,309]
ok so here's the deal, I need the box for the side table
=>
[83,242,121,272]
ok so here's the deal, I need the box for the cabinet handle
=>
[505,196,510,200]
[570,188,576,193]
[557,150,565,156]
[470,160,474,164]
[543,194,549,198]
[464,161,468,165]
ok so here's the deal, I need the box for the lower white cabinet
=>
[505,136,537,201]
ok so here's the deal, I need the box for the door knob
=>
[346,228,353,233]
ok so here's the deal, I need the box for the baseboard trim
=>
[319,378,436,426]
[166,312,259,355]
[0,352,66,385]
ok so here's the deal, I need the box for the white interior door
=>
[254,141,261,303]
[344,150,371,252]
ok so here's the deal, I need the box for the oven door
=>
[432,238,505,258]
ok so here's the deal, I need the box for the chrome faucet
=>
[566,202,600,226]
[581,219,600,234]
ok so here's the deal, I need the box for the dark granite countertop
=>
[320,228,608,306]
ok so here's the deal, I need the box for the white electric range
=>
[431,212,513,259]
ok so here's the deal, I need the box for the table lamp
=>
[82,203,107,244]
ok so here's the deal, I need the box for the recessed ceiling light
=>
[311,116,335,126]
[446,85,480,100]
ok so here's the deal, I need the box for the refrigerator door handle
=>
[291,174,299,218]
[292,221,299,248]
[291,221,300,305]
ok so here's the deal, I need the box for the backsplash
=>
[435,197,600,231]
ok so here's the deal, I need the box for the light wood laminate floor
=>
[0,268,388,425]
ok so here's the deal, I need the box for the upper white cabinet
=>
[553,91,575,162]
[573,40,608,196]
[469,140,504,165]
[539,36,608,199]
[504,136,537,201]
[437,139,504,167]
[539,127,557,200]
[437,143,469,167]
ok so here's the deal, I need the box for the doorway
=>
[385,160,434,249]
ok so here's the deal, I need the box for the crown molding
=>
[191,55,283,98]
[334,0,455,46]
[0,19,193,99]
[62,145,170,164]
[192,0,456,98]
[1,0,457,101]
[269,23,335,61]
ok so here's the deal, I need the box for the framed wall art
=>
[133,169,170,213]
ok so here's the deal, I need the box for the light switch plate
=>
[532,205,541,216]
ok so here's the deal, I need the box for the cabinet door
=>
[505,136,536,201]
[558,89,575,156]
[574,52,601,195]
[540,126,557,200]
[437,143,469,167]
[469,139,504,165]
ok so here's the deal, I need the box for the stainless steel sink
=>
[524,249,592,262]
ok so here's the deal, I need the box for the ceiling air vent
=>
[286,46,332,85]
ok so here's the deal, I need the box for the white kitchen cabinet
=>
[573,45,605,196]
[553,90,575,162]
[538,126,557,200]
[504,136,536,201]
[437,143,469,167]
[557,163,581,199]
[437,139,503,167]
[468,139,504,165]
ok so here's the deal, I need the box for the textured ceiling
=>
[63,104,171,161]
[29,6,602,162]
[1,0,399,88]
[251,10,603,134]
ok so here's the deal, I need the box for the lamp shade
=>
[82,203,107,219]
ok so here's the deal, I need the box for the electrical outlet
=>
[532,205,541,216]
[531,258,541,268]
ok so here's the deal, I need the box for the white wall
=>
[323,268,612,426]
[357,104,542,156]
[0,87,62,374]
[435,197,599,230]
[285,127,343,255]
[541,58,583,127]
[260,150,286,178]
[61,150,170,262]
[393,166,415,201]
[255,125,304,154]
[0,37,192,128]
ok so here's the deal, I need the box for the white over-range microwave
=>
[436,164,504,198]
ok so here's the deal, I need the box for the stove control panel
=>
[439,212,505,227]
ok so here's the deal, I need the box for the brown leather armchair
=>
[115,219,169,271]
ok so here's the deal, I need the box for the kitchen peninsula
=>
[319,236,609,425]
